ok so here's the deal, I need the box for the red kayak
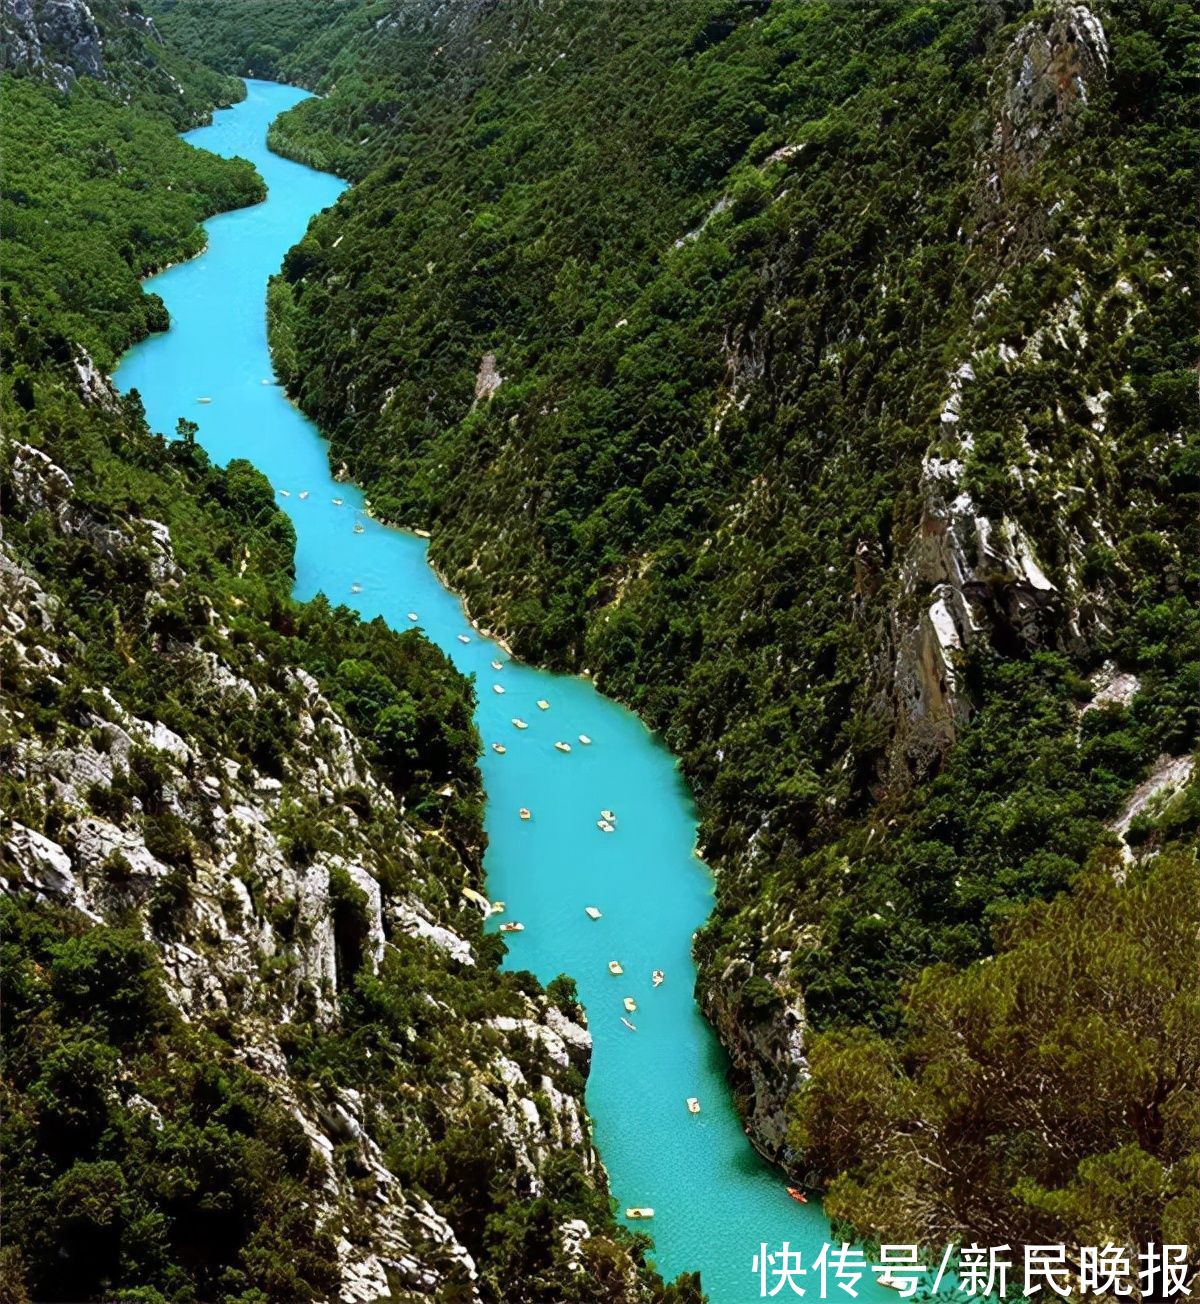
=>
[786,1187,808,1204]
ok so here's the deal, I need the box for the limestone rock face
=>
[993,4,1108,176]
[1,440,637,1302]
[1,0,104,89]
[698,937,807,1163]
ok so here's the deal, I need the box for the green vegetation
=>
[1,74,262,370]
[793,851,1200,1257]
[156,0,1199,1254]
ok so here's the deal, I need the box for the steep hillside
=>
[0,13,691,1302]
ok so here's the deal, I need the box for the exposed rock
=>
[473,350,503,402]
[992,4,1108,179]
[698,943,807,1162]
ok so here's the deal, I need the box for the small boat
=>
[493,684,505,694]
[499,921,524,934]
[518,808,531,821]
[457,634,471,644]
[554,741,571,753]
[876,1274,904,1291]
[600,809,616,822]
[491,660,503,671]
[350,583,362,594]
[414,528,431,539]
[490,900,505,914]
[652,970,664,987]
[608,961,623,975]
[353,522,365,534]
[332,497,344,506]
[196,396,212,404]
[597,820,615,833]
[584,906,602,920]
[512,718,528,730]
[625,1207,653,1220]
[298,491,309,500]
[623,997,637,1013]
[261,378,272,385]
[620,1018,637,1033]
[786,1187,808,1205]
[407,612,418,621]
[491,743,506,755]
[536,699,550,710]
[277,488,290,497]
[687,1098,701,1115]
[578,734,592,745]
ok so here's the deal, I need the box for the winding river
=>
[115,79,865,1304]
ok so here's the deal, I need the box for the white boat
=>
[578,734,592,745]
[499,921,524,934]
[687,1097,701,1115]
[261,378,272,385]
[491,743,507,755]
[620,1018,637,1033]
[490,900,505,914]
[876,1274,905,1292]
[298,491,309,500]
[554,741,571,753]
[584,906,602,920]
[196,396,212,404]
[536,699,550,710]
[353,522,365,534]
[332,497,344,506]
[597,820,614,833]
[651,970,664,987]
[491,660,503,671]
[277,488,290,497]
[350,584,362,594]
[608,960,623,975]
[457,634,471,644]
[407,612,418,621]
[512,718,528,730]
[625,1207,653,1220]
[623,997,637,1013]
[493,684,505,694]
[600,809,616,822]
[519,808,532,821]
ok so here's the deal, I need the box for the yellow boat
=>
[512,718,528,730]
[687,1097,701,1114]
[625,1208,653,1220]
[578,734,592,745]
[519,808,532,821]
[490,900,506,914]
[600,809,616,822]
[536,699,550,710]
[608,961,623,975]
[554,741,571,753]
[623,997,637,1013]
[597,819,615,833]
[584,906,602,920]
[491,743,506,755]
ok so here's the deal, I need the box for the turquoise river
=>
[115,79,889,1304]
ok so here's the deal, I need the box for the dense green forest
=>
[0,11,691,1301]
[154,0,1200,1254]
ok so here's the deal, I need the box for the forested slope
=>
[0,7,690,1300]
[156,0,1199,1262]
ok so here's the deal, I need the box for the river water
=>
[114,78,866,1304]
